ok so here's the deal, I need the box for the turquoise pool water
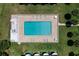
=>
[24,21,52,35]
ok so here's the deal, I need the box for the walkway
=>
[58,23,79,26]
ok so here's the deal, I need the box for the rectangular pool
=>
[24,21,52,35]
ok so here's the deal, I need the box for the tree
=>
[0,40,11,51]
[64,13,71,20]
[71,9,79,16]
[66,21,72,27]
[67,32,73,38]
[71,19,78,25]
[67,40,74,46]
[19,3,28,5]
[74,40,79,47]
[40,52,47,56]
[0,51,9,56]
[69,52,75,56]
[65,3,70,5]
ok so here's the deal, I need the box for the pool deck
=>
[10,14,58,43]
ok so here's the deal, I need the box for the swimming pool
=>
[24,21,52,35]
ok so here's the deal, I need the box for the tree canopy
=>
[67,40,74,46]
[0,40,11,51]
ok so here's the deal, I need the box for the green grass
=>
[0,3,79,56]
[59,26,79,55]
[0,4,11,40]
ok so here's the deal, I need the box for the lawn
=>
[59,26,79,55]
[8,26,79,56]
[0,3,79,56]
[0,4,11,41]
